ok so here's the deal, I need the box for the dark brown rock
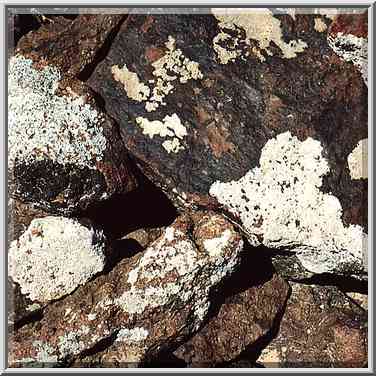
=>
[174,273,290,367]
[16,14,126,78]
[256,283,368,368]
[88,12,367,278]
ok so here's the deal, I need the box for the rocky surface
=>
[8,54,137,215]
[8,8,368,369]
[174,273,290,367]
[255,283,368,368]
[9,212,243,367]
[88,10,368,279]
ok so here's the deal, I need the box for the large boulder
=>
[88,10,367,278]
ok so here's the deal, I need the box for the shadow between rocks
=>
[82,169,178,242]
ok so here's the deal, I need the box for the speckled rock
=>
[9,211,243,367]
[9,216,108,303]
[255,283,368,368]
[15,14,126,78]
[88,11,367,278]
[174,273,290,367]
[8,54,137,214]
[8,199,49,326]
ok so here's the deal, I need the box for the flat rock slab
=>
[16,14,126,78]
[88,11,367,278]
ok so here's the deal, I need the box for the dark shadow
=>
[205,241,276,323]
[11,308,43,332]
[143,351,187,368]
[291,274,368,294]
[82,166,178,241]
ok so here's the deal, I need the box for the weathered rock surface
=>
[256,283,367,367]
[88,11,367,278]
[16,14,126,78]
[174,273,289,367]
[9,211,243,367]
[8,54,137,214]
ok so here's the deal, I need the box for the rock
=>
[8,216,108,303]
[255,283,367,367]
[8,54,137,214]
[88,11,367,278]
[173,273,289,367]
[8,199,49,326]
[15,14,126,78]
[9,211,243,367]
[328,13,368,85]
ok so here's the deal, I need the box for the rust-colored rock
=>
[256,283,367,368]
[174,273,290,366]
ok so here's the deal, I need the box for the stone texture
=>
[88,11,367,278]
[8,54,137,215]
[15,14,126,78]
[255,283,368,368]
[174,273,290,367]
[8,212,243,367]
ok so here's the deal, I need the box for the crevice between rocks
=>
[77,14,129,82]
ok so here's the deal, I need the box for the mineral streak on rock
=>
[8,55,106,170]
[210,131,366,275]
[212,8,308,62]
[8,216,106,303]
[9,212,243,366]
[348,139,368,180]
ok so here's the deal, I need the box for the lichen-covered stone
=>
[174,273,289,366]
[8,54,137,214]
[255,283,367,367]
[9,212,243,367]
[88,12,367,279]
[9,216,107,303]
[210,131,367,277]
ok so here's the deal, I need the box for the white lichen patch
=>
[8,55,107,169]
[31,341,59,364]
[203,229,232,257]
[112,64,150,101]
[8,216,106,302]
[113,36,203,112]
[348,139,368,180]
[213,32,241,65]
[209,131,366,275]
[116,327,149,343]
[57,326,92,358]
[87,313,97,321]
[328,32,368,85]
[314,17,328,33]
[113,217,242,328]
[212,8,308,63]
[135,113,187,153]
